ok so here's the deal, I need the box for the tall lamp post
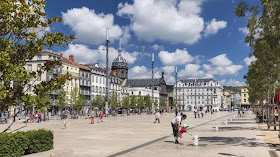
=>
[175,66,178,109]
[152,53,154,112]
[105,28,110,116]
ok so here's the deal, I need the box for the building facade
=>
[60,54,80,105]
[174,78,223,110]
[241,87,250,106]
[87,63,106,101]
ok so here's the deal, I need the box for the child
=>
[178,124,192,142]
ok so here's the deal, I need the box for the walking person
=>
[201,109,204,118]
[194,107,197,118]
[62,109,69,129]
[90,109,95,124]
[37,112,41,123]
[171,114,187,144]
[99,110,103,123]
[175,108,178,116]
[154,110,160,123]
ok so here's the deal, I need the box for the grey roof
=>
[126,78,163,87]
[180,78,216,83]
[112,41,128,68]
[166,85,174,92]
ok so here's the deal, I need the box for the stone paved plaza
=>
[0,111,272,157]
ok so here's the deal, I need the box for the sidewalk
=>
[117,111,271,157]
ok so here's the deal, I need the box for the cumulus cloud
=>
[62,7,123,45]
[244,56,257,66]
[62,44,139,67]
[203,54,243,76]
[117,0,204,44]
[178,64,213,78]
[204,18,227,37]
[220,79,246,86]
[129,65,175,84]
[163,66,175,75]
[158,48,194,66]
[208,54,232,67]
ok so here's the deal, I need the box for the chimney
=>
[60,53,63,57]
[69,54,74,61]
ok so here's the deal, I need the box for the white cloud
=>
[178,64,213,78]
[129,65,161,79]
[162,66,175,75]
[239,27,249,35]
[244,56,256,66]
[204,18,227,37]
[220,79,245,86]
[62,44,139,67]
[158,48,194,66]
[208,54,232,67]
[120,26,131,45]
[203,54,243,76]
[152,44,160,51]
[117,0,204,44]
[62,7,123,45]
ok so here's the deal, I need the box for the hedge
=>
[0,129,53,157]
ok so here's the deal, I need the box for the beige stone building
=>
[60,54,79,105]
[241,87,250,105]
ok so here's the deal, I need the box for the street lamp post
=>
[195,79,197,109]
[175,66,178,109]
[152,53,154,112]
[105,28,110,116]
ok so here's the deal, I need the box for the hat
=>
[183,124,189,128]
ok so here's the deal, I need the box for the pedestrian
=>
[99,110,103,123]
[194,107,197,118]
[180,109,183,116]
[37,112,41,123]
[90,109,95,124]
[62,109,68,129]
[238,108,241,117]
[201,109,204,118]
[154,110,160,123]
[175,108,178,116]
[171,114,187,144]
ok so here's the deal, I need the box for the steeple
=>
[118,39,122,55]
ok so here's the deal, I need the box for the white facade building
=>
[127,87,160,104]
[87,63,106,100]
[174,78,223,110]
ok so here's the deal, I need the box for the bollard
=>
[224,118,227,125]
[215,127,219,131]
[233,115,236,119]
[193,135,199,146]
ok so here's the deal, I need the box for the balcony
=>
[62,70,79,77]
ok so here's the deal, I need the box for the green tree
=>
[160,100,166,109]
[130,95,137,113]
[109,91,118,109]
[121,95,130,115]
[154,98,159,108]
[0,0,73,132]
[93,95,104,109]
[70,86,85,117]
[137,95,144,114]
[144,95,152,109]
[57,88,67,111]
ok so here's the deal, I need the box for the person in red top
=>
[99,110,103,123]
[178,124,192,141]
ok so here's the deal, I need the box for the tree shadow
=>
[199,136,266,147]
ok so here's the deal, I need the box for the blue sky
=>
[44,0,256,86]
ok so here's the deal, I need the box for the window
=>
[244,99,246,103]
[37,54,42,60]
[84,80,86,85]
[28,64,32,72]
[37,64,41,81]
[99,87,102,93]
[92,76,94,82]
[100,78,101,83]
[96,77,98,83]
[244,94,246,97]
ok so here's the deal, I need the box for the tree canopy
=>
[0,0,74,112]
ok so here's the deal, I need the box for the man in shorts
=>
[171,114,187,144]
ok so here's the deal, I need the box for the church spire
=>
[118,39,122,55]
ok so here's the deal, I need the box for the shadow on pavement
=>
[200,136,266,147]
[212,127,257,131]
[218,153,245,157]
[163,141,175,143]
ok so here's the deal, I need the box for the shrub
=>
[0,129,53,157]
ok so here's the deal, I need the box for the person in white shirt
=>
[154,110,160,123]
[171,114,187,144]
